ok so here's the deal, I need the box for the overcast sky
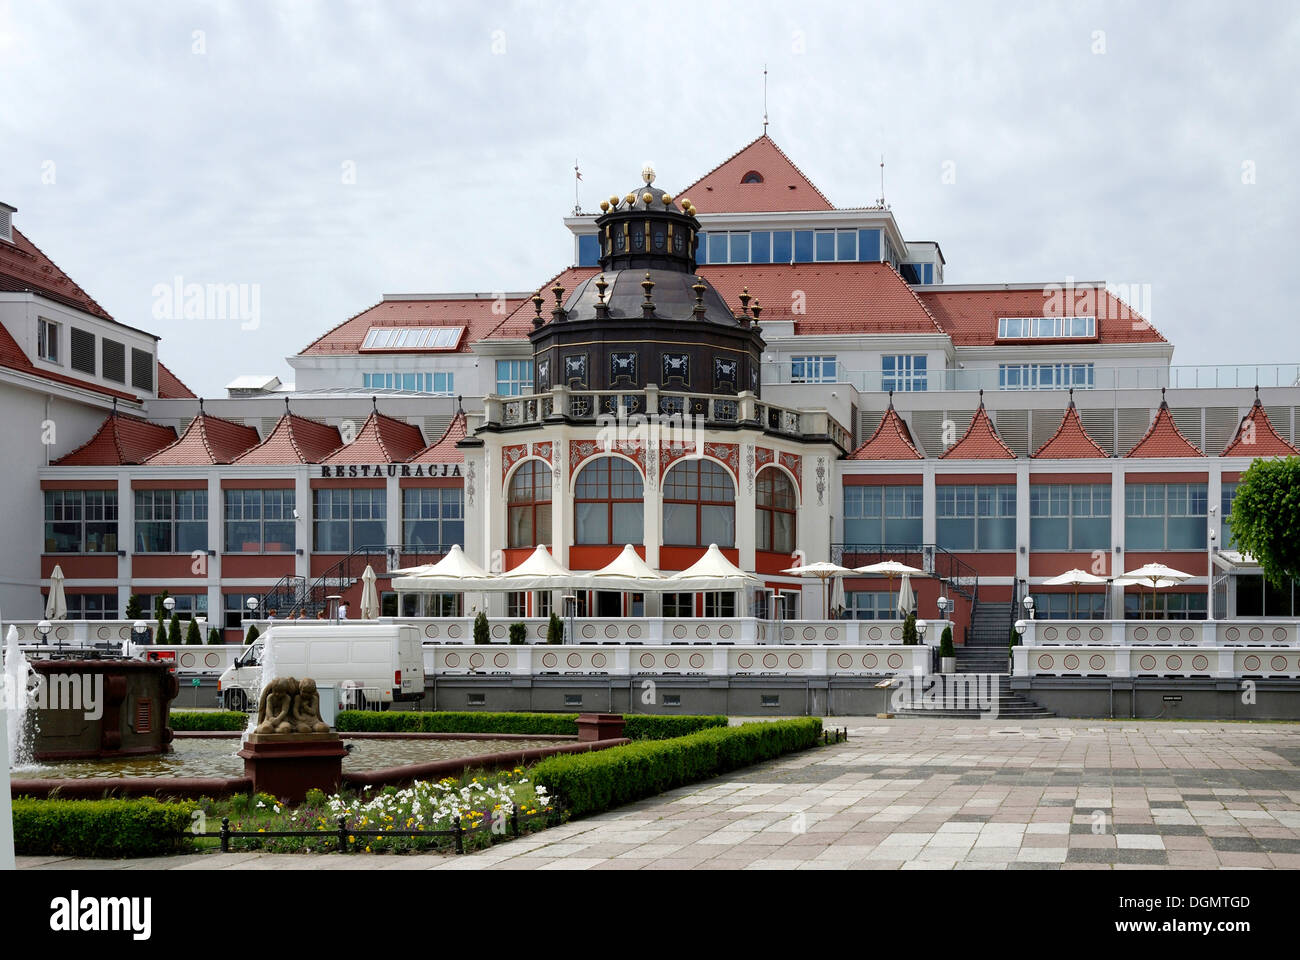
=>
[1,0,1296,396]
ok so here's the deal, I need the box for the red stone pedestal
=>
[237,733,347,804]
[576,713,625,742]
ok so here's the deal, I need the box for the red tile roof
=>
[235,411,343,464]
[145,410,260,464]
[0,308,139,402]
[1125,400,1203,458]
[1221,398,1298,457]
[940,403,1017,459]
[409,410,468,463]
[300,294,528,356]
[676,136,835,214]
[1033,402,1110,459]
[847,405,923,460]
[483,267,598,341]
[0,227,113,321]
[918,287,1166,346]
[701,262,945,336]
[157,361,196,399]
[53,412,178,465]
[321,409,426,464]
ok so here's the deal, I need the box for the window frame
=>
[401,486,464,552]
[662,459,736,548]
[573,456,644,546]
[37,317,60,364]
[755,467,796,554]
[507,460,553,549]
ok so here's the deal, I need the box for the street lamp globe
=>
[163,596,176,612]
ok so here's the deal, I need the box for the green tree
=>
[125,594,143,620]
[901,611,918,646]
[939,625,954,659]
[207,627,222,645]
[185,619,202,645]
[473,611,490,645]
[1226,457,1300,587]
[547,612,563,645]
[508,622,527,645]
[168,614,183,644]
[246,624,260,644]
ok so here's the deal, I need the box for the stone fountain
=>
[238,677,346,803]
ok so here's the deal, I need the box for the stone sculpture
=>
[255,677,328,735]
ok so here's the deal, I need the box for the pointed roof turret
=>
[1125,389,1203,458]
[940,392,1016,459]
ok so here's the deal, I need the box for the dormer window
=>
[37,318,60,364]
[740,170,764,184]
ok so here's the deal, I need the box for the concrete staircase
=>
[892,598,1053,718]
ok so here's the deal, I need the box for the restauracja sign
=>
[319,463,462,478]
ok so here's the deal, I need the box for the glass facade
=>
[843,486,923,547]
[401,487,464,551]
[44,490,117,553]
[574,457,644,545]
[1125,483,1207,550]
[1030,484,1111,551]
[696,228,878,266]
[312,488,386,552]
[495,359,534,396]
[999,363,1095,390]
[362,372,454,394]
[663,460,735,548]
[224,489,295,553]
[882,355,927,392]
[134,490,207,553]
[937,484,1016,551]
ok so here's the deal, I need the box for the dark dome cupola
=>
[595,163,701,273]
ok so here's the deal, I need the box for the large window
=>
[999,363,1095,391]
[361,371,454,394]
[574,457,643,545]
[1125,483,1207,550]
[882,355,927,392]
[224,592,260,630]
[402,487,464,550]
[135,490,208,553]
[756,468,796,554]
[1221,481,1239,550]
[44,490,117,553]
[663,460,735,548]
[224,489,295,553]
[1235,575,1297,617]
[1124,591,1207,620]
[790,356,837,384]
[37,318,60,363]
[56,592,118,620]
[662,593,694,618]
[138,593,207,622]
[1031,592,1107,620]
[843,485,922,547]
[998,316,1095,339]
[937,484,1016,551]
[1030,484,1111,551]
[847,591,896,620]
[495,359,534,396]
[313,488,386,552]
[507,460,552,548]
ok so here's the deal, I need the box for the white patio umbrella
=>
[779,561,851,619]
[579,544,665,592]
[896,574,916,617]
[359,564,381,620]
[45,564,67,620]
[1042,568,1109,618]
[1114,563,1192,619]
[853,560,927,607]
[831,574,846,618]
[390,544,492,591]
[496,545,575,591]
[666,544,762,592]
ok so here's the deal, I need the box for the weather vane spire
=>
[762,64,768,135]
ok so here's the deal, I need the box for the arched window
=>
[663,460,735,547]
[756,468,796,554]
[741,170,764,184]
[575,457,644,545]
[507,460,552,548]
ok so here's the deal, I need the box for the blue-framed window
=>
[843,485,922,547]
[709,233,728,264]
[363,372,455,394]
[1125,483,1207,550]
[791,355,837,383]
[815,231,835,262]
[882,355,927,392]
[859,229,881,261]
[837,230,857,261]
[496,359,534,396]
[937,484,1016,551]
[751,231,771,263]
[729,232,750,263]
[695,233,707,264]
[772,230,792,263]
[794,230,814,262]
[578,234,600,266]
[998,363,1095,391]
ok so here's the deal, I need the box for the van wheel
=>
[227,690,248,712]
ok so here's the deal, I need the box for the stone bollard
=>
[576,713,625,742]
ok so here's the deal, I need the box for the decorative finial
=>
[641,272,656,317]
[532,292,544,316]
[888,388,895,408]
[372,395,378,413]
[457,394,463,413]
[978,389,984,405]
[198,398,204,415]
[662,193,673,206]
[552,283,565,306]
[1161,386,1167,405]
[609,194,620,209]
[1255,384,1261,403]
[624,193,635,206]
[692,276,707,319]
[112,397,118,414]
[595,274,608,304]
[285,396,291,413]
[750,300,762,322]
[1068,387,1074,407]
[738,287,752,317]
[599,200,610,213]
[641,191,653,206]
[641,162,656,185]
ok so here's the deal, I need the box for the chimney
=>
[0,202,14,243]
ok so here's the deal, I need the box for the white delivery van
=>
[216,623,424,712]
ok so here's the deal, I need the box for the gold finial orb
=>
[609,194,620,208]
[641,192,653,205]
[625,194,635,205]
[679,197,691,208]
[599,200,610,212]
[662,193,673,205]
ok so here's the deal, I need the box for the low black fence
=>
[212,803,565,855]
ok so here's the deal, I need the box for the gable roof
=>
[409,410,468,463]
[848,404,923,460]
[700,261,945,336]
[299,294,527,356]
[676,136,835,214]
[234,410,343,464]
[53,411,178,465]
[321,409,426,464]
[157,361,196,399]
[940,401,1017,459]
[1221,396,1298,457]
[1125,398,1204,458]
[1033,401,1110,459]
[144,410,260,465]
[0,227,114,322]
[918,286,1166,346]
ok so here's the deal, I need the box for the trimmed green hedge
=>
[334,711,728,740]
[169,711,249,731]
[531,718,823,818]
[13,797,197,858]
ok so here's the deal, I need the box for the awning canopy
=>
[391,544,492,592]
[578,544,667,592]
[665,544,763,592]
[495,545,574,591]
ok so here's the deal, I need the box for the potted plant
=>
[473,611,490,645]
[508,622,527,645]
[185,619,202,645]
[546,612,563,645]
[939,625,955,673]
[207,627,222,645]
[901,611,918,646]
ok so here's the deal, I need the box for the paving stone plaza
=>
[19,718,1300,871]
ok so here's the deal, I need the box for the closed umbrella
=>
[831,574,846,618]
[780,561,851,619]
[1042,568,1108,619]
[359,565,381,621]
[897,574,916,617]
[45,565,67,620]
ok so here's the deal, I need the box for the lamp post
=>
[35,619,51,648]
[1208,504,1218,620]
[936,595,949,623]
[915,619,928,644]
[245,596,259,634]
[1022,595,1035,620]
[132,619,149,649]
[1013,619,1029,674]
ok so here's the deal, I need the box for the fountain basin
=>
[27,658,178,761]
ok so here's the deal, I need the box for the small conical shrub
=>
[185,619,202,645]
[547,612,563,645]
[168,613,183,644]
[473,611,490,645]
